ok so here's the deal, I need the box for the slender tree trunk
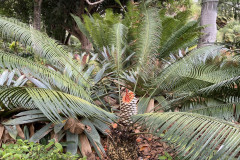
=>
[62,0,93,50]
[73,0,92,51]
[33,0,43,30]
[71,28,92,51]
[198,0,219,47]
[79,32,92,51]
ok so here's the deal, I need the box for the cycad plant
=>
[74,1,202,120]
[0,16,116,158]
[74,1,240,159]
[1,1,240,159]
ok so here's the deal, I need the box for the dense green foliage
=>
[74,1,240,159]
[0,0,33,24]
[0,139,81,160]
[73,1,202,100]
[0,0,240,159]
[134,112,240,159]
[219,0,240,21]
[217,20,240,48]
[0,15,116,158]
[76,2,200,56]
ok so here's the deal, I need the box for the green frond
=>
[136,6,161,71]
[80,10,122,50]
[3,110,48,125]
[152,45,223,93]
[160,16,181,45]
[122,1,141,42]
[159,9,201,59]
[0,51,91,100]
[71,14,97,49]
[171,77,212,95]
[133,112,240,159]
[162,75,240,111]
[180,98,240,121]
[0,87,116,123]
[160,10,193,48]
[176,73,240,104]
[0,16,89,87]
[110,23,128,73]
[159,21,200,59]
[174,10,192,24]
[170,63,240,95]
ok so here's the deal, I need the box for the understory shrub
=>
[0,139,83,160]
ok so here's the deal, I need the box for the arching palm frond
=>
[0,87,116,123]
[161,76,240,112]
[171,75,240,108]
[159,10,201,58]
[80,9,121,50]
[151,47,240,115]
[151,45,223,94]
[159,21,200,59]
[195,75,240,97]
[135,6,161,77]
[133,112,240,160]
[179,98,240,121]
[0,17,89,87]
[110,23,128,74]
[160,61,240,101]
[0,51,91,100]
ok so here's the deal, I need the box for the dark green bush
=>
[0,139,84,160]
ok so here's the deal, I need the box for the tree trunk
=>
[67,26,92,51]
[33,0,43,30]
[198,0,219,47]
[79,32,92,51]
[70,0,92,51]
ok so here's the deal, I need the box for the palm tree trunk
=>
[33,0,43,30]
[198,0,219,47]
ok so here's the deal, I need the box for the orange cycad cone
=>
[119,88,138,125]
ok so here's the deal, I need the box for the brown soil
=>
[98,125,177,160]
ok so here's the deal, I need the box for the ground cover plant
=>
[0,139,82,160]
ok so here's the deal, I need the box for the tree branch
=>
[85,0,104,5]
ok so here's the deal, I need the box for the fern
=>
[81,9,122,50]
[71,14,96,49]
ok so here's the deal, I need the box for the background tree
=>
[0,0,193,50]
[198,0,219,47]
[0,0,33,23]
[33,0,42,30]
[218,0,240,21]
